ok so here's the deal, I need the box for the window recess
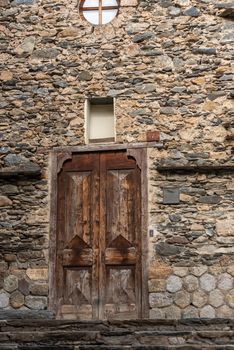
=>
[79,0,120,25]
[85,97,115,144]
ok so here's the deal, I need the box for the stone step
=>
[0,311,54,321]
[1,318,234,331]
[0,330,234,349]
[76,347,234,350]
[1,319,234,349]
[1,345,234,350]
[1,330,233,341]
[0,330,234,342]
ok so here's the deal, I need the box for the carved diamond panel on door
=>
[105,267,137,319]
[62,172,93,267]
[61,268,92,320]
[65,172,92,247]
[55,150,145,320]
[106,169,135,246]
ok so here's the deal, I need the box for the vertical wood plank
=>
[83,173,90,246]
[57,169,66,316]
[91,153,100,320]
[99,0,102,24]
[99,152,106,320]
[127,148,149,318]
[48,151,58,313]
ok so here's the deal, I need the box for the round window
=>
[79,0,119,25]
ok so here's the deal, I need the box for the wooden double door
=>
[56,151,143,320]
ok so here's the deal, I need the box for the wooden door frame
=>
[49,142,152,319]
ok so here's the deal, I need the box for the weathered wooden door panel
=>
[56,151,142,320]
[100,152,141,320]
[65,172,92,247]
[104,266,137,320]
[57,153,99,320]
[61,268,93,320]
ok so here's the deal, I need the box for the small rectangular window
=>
[85,97,115,143]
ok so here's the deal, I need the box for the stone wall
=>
[0,0,233,317]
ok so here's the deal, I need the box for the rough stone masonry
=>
[0,0,233,319]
